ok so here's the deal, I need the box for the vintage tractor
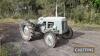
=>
[19,17,73,48]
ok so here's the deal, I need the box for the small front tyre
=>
[44,32,57,48]
[62,27,73,39]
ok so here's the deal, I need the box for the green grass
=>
[0,18,21,24]
[0,44,21,56]
[68,20,100,31]
[0,18,100,31]
[0,46,8,56]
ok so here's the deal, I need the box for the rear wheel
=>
[19,20,34,41]
[44,32,57,48]
[62,27,73,39]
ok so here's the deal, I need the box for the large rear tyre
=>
[44,32,57,48]
[19,20,34,41]
[62,27,73,39]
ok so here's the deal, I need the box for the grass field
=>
[68,20,100,31]
[0,18,21,23]
[0,18,100,31]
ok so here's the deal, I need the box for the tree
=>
[93,0,100,12]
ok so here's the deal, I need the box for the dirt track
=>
[0,23,100,56]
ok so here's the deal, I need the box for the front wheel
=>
[62,27,73,39]
[44,32,57,48]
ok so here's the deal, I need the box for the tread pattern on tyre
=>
[19,20,34,41]
[44,32,57,48]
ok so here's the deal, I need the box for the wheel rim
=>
[45,34,54,47]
